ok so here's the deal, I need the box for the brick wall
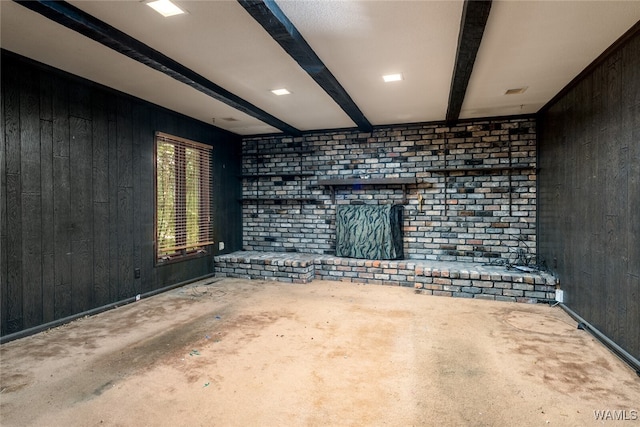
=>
[241,117,537,263]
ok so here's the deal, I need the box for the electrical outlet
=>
[555,289,564,303]
[219,241,225,251]
[134,268,140,279]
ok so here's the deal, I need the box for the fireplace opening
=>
[335,204,403,260]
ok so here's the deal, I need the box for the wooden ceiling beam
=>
[446,0,492,126]
[239,0,373,133]
[13,0,302,136]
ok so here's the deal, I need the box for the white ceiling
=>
[1,0,639,136]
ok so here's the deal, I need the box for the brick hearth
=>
[214,251,557,304]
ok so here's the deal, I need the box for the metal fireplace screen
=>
[336,205,403,260]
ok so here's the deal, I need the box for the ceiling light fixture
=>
[147,0,185,17]
[271,88,291,96]
[383,73,403,83]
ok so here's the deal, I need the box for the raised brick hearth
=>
[214,251,557,303]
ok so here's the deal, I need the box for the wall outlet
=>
[219,241,225,251]
[555,289,564,303]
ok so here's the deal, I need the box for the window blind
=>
[155,132,213,260]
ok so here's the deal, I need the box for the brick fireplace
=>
[241,117,537,265]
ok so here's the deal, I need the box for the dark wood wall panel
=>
[134,103,156,295]
[1,50,242,337]
[116,98,135,300]
[69,116,93,313]
[213,135,243,253]
[625,27,640,355]
[117,186,134,299]
[20,64,42,324]
[538,30,640,359]
[0,56,6,337]
[131,104,143,297]
[40,115,55,324]
[107,104,119,304]
[92,91,110,308]
[52,73,72,321]
[21,191,43,327]
[4,59,23,334]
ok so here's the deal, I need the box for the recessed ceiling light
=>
[147,0,185,17]
[271,88,291,96]
[383,73,403,83]
[504,87,528,95]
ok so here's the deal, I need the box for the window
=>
[155,132,213,262]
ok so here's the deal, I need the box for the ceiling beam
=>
[446,0,492,125]
[13,0,301,136]
[238,0,373,133]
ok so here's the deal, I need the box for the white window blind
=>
[155,132,213,260]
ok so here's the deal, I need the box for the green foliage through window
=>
[156,132,213,261]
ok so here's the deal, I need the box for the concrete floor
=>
[1,278,639,426]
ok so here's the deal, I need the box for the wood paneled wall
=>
[1,51,242,337]
[538,30,640,359]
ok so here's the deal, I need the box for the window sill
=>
[155,248,210,266]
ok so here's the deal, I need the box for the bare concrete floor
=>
[1,278,639,427]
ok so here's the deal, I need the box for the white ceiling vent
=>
[504,87,528,95]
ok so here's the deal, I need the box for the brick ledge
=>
[214,251,557,303]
